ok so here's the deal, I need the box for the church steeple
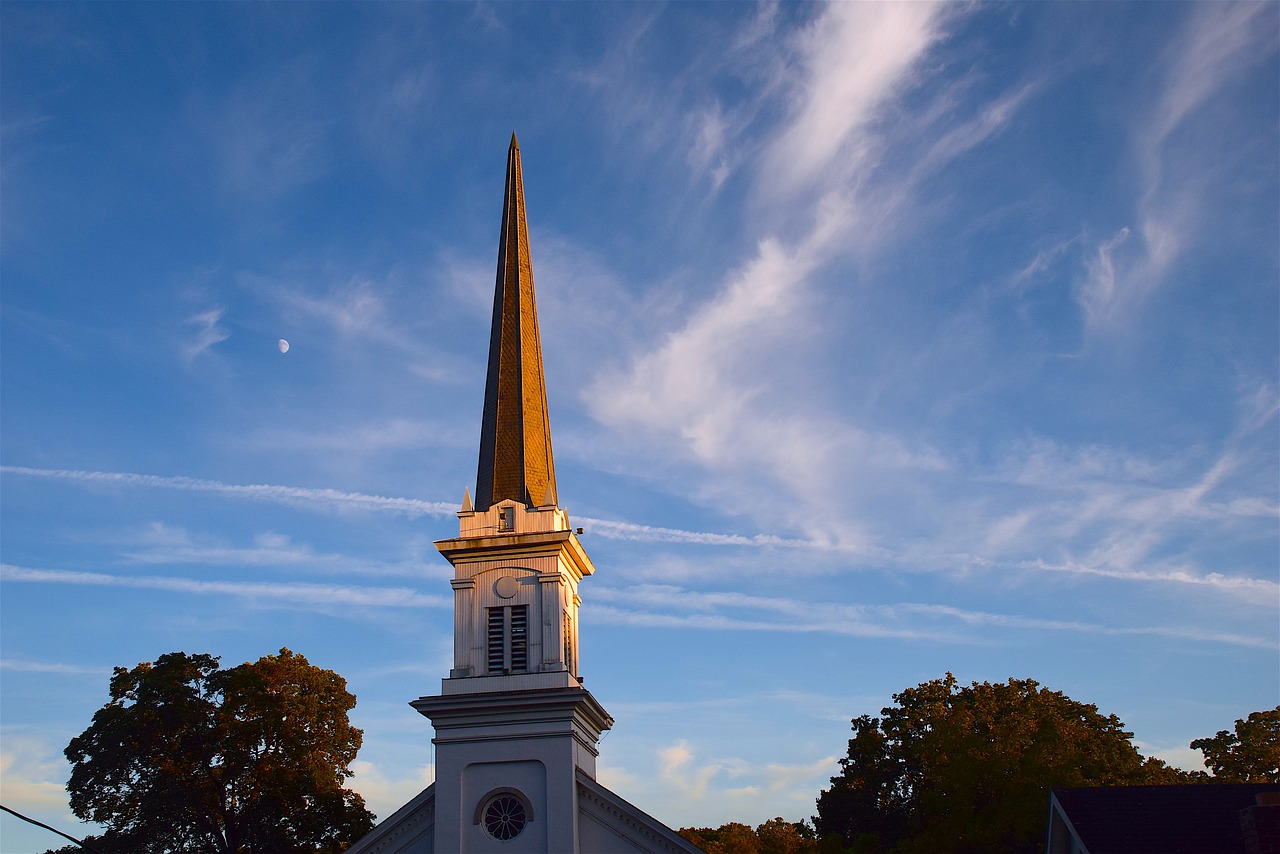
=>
[348,133,701,854]
[475,133,557,512]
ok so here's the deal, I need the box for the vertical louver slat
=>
[487,607,505,672]
[510,605,528,672]
[564,612,573,674]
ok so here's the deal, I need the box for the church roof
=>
[475,133,558,512]
[1049,784,1278,853]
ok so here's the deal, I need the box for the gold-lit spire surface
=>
[474,133,557,512]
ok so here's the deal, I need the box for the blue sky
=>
[2,2,1277,849]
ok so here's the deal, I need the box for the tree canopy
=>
[814,673,1186,854]
[61,648,374,854]
[679,817,819,854]
[1191,706,1280,783]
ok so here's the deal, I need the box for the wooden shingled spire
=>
[474,133,558,512]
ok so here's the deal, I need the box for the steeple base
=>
[411,686,613,853]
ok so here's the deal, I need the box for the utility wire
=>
[0,804,104,854]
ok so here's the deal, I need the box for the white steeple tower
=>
[411,133,613,853]
[347,136,699,854]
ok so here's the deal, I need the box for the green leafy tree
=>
[63,649,374,854]
[814,673,1187,854]
[1191,706,1280,782]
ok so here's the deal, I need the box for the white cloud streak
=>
[584,2,993,550]
[5,464,1273,604]
[247,418,472,455]
[0,465,808,548]
[0,465,457,517]
[0,659,105,675]
[1020,558,1279,601]
[587,584,1275,649]
[120,534,431,580]
[574,4,1277,626]
[578,518,808,549]
[0,564,449,610]
[1077,3,1279,331]
[765,2,951,199]
[183,307,231,361]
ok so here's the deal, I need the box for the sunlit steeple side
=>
[475,132,558,513]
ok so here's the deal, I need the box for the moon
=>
[278,339,290,354]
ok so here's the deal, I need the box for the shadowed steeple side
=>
[475,133,558,512]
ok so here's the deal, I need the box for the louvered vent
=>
[487,607,505,672]
[510,605,528,672]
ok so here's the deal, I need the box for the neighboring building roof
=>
[474,132,557,512]
[1047,784,1280,854]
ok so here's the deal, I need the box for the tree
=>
[63,649,375,854]
[755,817,819,854]
[679,821,761,854]
[678,818,819,854]
[814,673,1187,854]
[1191,706,1280,782]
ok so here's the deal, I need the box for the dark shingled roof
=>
[1051,784,1278,854]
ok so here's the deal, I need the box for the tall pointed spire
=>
[474,133,557,512]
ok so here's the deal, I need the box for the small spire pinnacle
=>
[474,135,558,512]
[461,487,473,513]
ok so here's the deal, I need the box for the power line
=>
[0,804,104,854]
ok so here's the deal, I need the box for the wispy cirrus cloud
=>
[578,4,1276,622]
[580,518,807,549]
[763,1,953,200]
[252,267,478,387]
[0,659,105,675]
[276,276,401,343]
[0,465,457,517]
[584,2,1020,548]
[1076,3,1279,331]
[587,583,1275,648]
[5,464,1273,604]
[0,564,449,610]
[1019,558,1278,602]
[247,418,473,455]
[966,436,1279,601]
[183,307,231,361]
[191,60,333,201]
[0,465,808,548]
[119,524,432,579]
